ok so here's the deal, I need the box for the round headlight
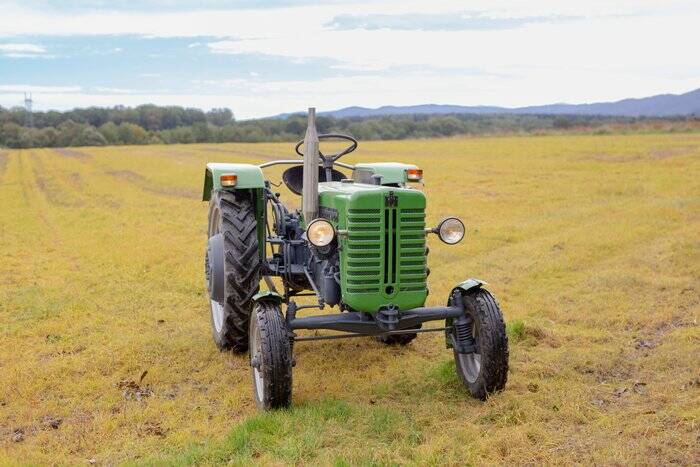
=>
[438,217,465,244]
[306,218,336,247]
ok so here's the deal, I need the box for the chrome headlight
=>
[437,217,465,244]
[306,218,336,247]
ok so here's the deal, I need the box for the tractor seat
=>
[282,165,346,195]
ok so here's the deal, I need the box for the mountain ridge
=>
[272,88,700,119]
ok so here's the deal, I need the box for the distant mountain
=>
[274,88,700,119]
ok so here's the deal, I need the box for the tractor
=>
[203,108,509,409]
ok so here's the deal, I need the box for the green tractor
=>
[203,108,508,409]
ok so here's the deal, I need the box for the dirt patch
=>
[579,152,642,163]
[107,170,144,182]
[649,146,696,159]
[52,148,91,160]
[106,169,198,199]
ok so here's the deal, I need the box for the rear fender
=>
[203,163,266,262]
[202,163,265,201]
[352,162,419,185]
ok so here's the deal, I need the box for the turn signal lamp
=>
[406,168,423,182]
[220,174,237,187]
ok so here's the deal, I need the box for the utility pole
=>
[24,92,34,127]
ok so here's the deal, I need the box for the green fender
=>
[252,290,284,305]
[203,162,267,262]
[451,278,488,298]
[202,163,265,201]
[353,162,420,185]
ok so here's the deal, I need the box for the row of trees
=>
[1,105,698,149]
[0,104,233,131]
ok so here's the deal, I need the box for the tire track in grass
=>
[52,147,92,161]
[105,169,199,199]
[29,152,84,207]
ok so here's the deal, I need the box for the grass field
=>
[0,133,698,465]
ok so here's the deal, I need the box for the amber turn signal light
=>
[406,168,423,182]
[220,174,237,187]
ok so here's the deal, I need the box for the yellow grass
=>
[0,134,698,465]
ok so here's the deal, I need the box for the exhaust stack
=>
[302,107,319,222]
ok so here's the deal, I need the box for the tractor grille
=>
[346,208,382,294]
[345,206,426,295]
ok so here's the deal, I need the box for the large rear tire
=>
[206,190,260,353]
[453,289,509,400]
[375,324,421,345]
[249,301,293,410]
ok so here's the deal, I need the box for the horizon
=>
[1,1,699,118]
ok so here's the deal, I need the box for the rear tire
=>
[375,324,421,345]
[249,301,293,410]
[206,190,260,353]
[453,289,508,400]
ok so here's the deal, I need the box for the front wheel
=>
[452,289,509,400]
[249,301,293,410]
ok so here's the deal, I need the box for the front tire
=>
[206,190,260,353]
[249,301,293,410]
[453,289,509,400]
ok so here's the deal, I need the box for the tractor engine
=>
[312,185,428,313]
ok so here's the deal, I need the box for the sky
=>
[0,0,698,119]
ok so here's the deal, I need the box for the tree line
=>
[1,104,697,148]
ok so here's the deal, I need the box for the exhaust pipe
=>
[302,107,319,222]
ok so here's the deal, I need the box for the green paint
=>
[353,162,419,185]
[451,278,487,296]
[318,181,427,313]
[202,163,265,201]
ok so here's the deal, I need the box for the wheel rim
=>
[250,315,264,399]
[456,321,481,383]
[211,300,224,333]
[208,206,224,333]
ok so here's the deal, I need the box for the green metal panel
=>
[202,163,265,201]
[353,162,419,185]
[451,278,487,297]
[318,181,427,313]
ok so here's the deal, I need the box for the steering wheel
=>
[295,133,358,162]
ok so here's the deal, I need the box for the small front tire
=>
[249,301,293,410]
[453,289,509,400]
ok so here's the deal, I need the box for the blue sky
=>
[0,0,698,118]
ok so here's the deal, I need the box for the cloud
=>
[325,13,580,31]
[0,43,46,55]
[0,84,82,93]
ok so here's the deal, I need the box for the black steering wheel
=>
[295,133,358,162]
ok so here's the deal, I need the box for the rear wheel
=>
[249,301,293,410]
[375,324,421,345]
[206,190,260,353]
[452,289,508,400]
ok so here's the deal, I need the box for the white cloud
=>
[0,1,698,117]
[0,43,46,54]
[0,84,81,93]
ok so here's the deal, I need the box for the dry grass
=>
[0,134,698,465]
